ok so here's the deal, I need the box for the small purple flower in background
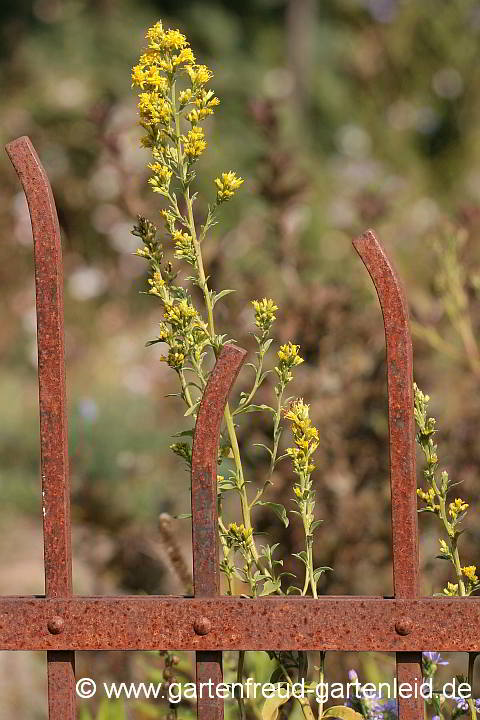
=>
[422,652,448,665]
[432,715,440,720]
[344,669,398,719]
[455,697,480,714]
[422,651,448,678]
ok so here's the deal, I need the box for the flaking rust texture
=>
[191,343,247,720]
[5,136,75,719]
[2,139,479,720]
[353,230,421,720]
[1,596,480,651]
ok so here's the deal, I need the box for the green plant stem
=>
[249,385,285,511]
[299,470,317,598]
[218,516,234,595]
[237,651,247,720]
[468,653,478,720]
[278,663,315,720]
[234,334,268,415]
[432,477,467,595]
[178,368,195,411]
[317,652,326,720]
[270,385,285,475]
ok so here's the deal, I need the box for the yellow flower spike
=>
[277,342,303,366]
[251,298,278,330]
[214,171,244,203]
[186,64,213,86]
[178,89,193,106]
[462,565,478,584]
[284,399,319,477]
[137,91,172,126]
[172,230,193,245]
[147,163,173,194]
[183,125,207,159]
[443,582,459,596]
[146,23,189,53]
[172,47,196,67]
[439,539,450,555]
[449,497,469,519]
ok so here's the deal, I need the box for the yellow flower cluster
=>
[278,342,303,366]
[214,171,244,203]
[443,582,459,596]
[148,270,166,296]
[251,298,278,331]
[132,20,219,185]
[137,91,172,126]
[225,522,254,549]
[148,161,173,194]
[183,125,207,159]
[275,342,304,385]
[439,539,450,556]
[132,66,169,91]
[186,64,213,86]
[146,23,188,52]
[160,346,185,369]
[449,497,469,519]
[163,299,204,332]
[416,486,440,511]
[462,565,478,584]
[172,230,195,264]
[187,89,220,123]
[285,399,319,476]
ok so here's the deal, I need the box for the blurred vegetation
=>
[1,0,480,717]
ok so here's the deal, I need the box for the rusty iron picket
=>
[1,136,479,720]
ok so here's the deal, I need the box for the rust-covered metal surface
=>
[353,230,422,720]
[191,343,246,720]
[5,136,75,719]
[2,137,479,720]
[1,596,480,651]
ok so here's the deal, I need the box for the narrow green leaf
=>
[172,429,194,438]
[212,289,236,307]
[259,579,282,596]
[253,443,274,458]
[184,402,199,417]
[256,501,289,528]
[237,404,275,415]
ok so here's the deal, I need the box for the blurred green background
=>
[1,0,480,717]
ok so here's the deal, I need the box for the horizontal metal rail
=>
[1,596,479,651]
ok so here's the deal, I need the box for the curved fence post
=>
[191,344,247,720]
[5,136,75,719]
[353,229,422,720]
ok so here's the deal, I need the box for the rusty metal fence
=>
[1,136,478,720]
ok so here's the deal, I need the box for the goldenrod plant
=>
[415,383,479,720]
[123,19,480,720]
[414,384,479,599]
[130,20,334,720]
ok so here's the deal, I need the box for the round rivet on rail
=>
[193,617,211,636]
[395,617,413,636]
[47,616,65,635]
